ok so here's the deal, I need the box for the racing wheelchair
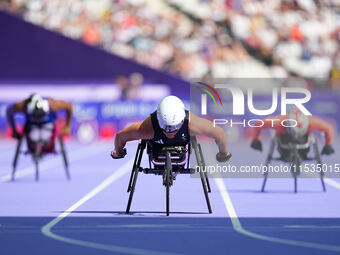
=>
[11,123,70,181]
[126,136,212,216]
[261,133,326,193]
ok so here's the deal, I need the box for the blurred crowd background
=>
[0,0,339,143]
[1,0,340,88]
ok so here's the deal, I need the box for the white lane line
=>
[214,178,340,252]
[324,178,340,190]
[0,143,104,182]
[284,225,340,229]
[202,145,340,252]
[41,157,182,255]
[304,171,340,191]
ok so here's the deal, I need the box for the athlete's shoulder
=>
[138,115,154,139]
[9,99,29,113]
[188,112,211,135]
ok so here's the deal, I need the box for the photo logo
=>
[197,84,311,116]
[192,81,312,129]
[195,82,222,115]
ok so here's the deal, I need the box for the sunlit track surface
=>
[0,140,340,255]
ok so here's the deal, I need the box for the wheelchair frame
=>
[126,136,212,216]
[11,124,70,181]
[261,133,326,193]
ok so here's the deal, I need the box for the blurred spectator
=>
[115,75,130,100]
[82,26,101,46]
[128,72,143,99]
[4,0,262,80]
[168,0,339,83]
[115,72,143,100]
[329,50,340,89]
[2,0,339,85]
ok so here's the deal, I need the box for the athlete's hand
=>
[216,152,232,162]
[12,131,22,140]
[321,145,334,155]
[251,139,262,151]
[61,126,71,136]
[111,148,127,159]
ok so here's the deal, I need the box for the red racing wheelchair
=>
[11,123,70,181]
[261,133,325,193]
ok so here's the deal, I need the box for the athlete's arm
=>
[49,99,73,136]
[6,99,27,138]
[112,116,154,158]
[189,112,231,162]
[309,116,334,145]
[308,116,335,155]
[251,115,283,151]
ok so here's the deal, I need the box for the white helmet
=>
[27,94,50,121]
[157,96,185,133]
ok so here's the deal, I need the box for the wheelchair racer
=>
[7,94,73,149]
[250,107,335,160]
[111,95,231,162]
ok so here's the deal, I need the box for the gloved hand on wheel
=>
[111,148,127,159]
[216,152,232,162]
[321,145,334,155]
[251,139,262,151]
[12,131,22,140]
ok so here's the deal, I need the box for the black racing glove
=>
[321,145,334,155]
[216,152,232,162]
[12,131,22,140]
[251,139,262,151]
[111,148,127,159]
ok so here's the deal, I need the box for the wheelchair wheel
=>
[165,151,172,216]
[261,138,275,192]
[126,165,139,214]
[34,142,41,181]
[125,141,146,214]
[293,169,298,193]
[198,144,211,193]
[58,137,70,180]
[313,139,326,192]
[292,146,300,193]
[127,143,141,192]
[191,136,212,213]
[12,136,24,181]
[126,163,140,214]
[261,171,269,193]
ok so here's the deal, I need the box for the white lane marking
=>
[214,178,340,252]
[202,144,340,252]
[284,225,340,229]
[0,143,104,182]
[324,178,340,190]
[41,157,182,255]
[304,171,340,191]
